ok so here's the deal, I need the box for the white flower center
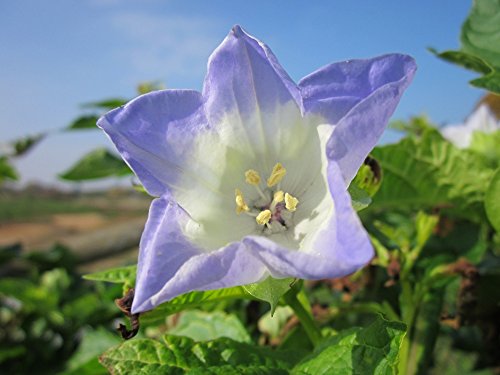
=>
[235,162,299,235]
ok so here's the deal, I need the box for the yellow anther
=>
[285,193,299,212]
[267,163,287,187]
[273,190,284,203]
[235,189,249,214]
[245,169,261,186]
[256,209,272,225]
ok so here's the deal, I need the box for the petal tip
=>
[230,24,245,37]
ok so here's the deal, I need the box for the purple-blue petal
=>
[98,27,416,314]
[132,161,372,313]
[203,25,303,123]
[97,90,208,197]
[243,161,373,279]
[132,196,268,313]
[299,54,416,184]
[132,197,201,313]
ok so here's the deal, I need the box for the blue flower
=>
[98,26,416,313]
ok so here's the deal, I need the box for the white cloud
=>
[110,12,220,83]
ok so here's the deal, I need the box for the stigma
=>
[234,163,299,234]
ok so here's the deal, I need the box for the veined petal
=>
[133,161,372,314]
[203,25,305,165]
[98,26,416,315]
[132,197,201,313]
[97,90,211,197]
[243,161,373,279]
[299,54,416,184]
[132,198,268,314]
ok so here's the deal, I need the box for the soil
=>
[0,212,144,251]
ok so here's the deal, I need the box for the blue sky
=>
[0,0,481,187]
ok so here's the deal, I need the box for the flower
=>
[441,104,499,148]
[98,25,416,313]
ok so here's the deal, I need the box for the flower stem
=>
[284,288,322,346]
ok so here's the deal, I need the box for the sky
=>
[0,0,482,188]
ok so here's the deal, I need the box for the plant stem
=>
[284,289,322,346]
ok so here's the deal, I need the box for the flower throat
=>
[235,163,299,234]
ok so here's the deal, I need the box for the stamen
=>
[285,193,299,212]
[256,209,272,226]
[273,190,284,203]
[267,163,286,187]
[270,190,284,211]
[245,169,261,185]
[235,189,249,214]
[244,169,267,200]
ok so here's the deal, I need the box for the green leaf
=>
[414,211,439,250]
[169,310,251,343]
[460,0,500,70]
[99,338,177,374]
[11,134,45,156]
[0,346,25,364]
[137,81,165,95]
[389,116,434,136]
[292,316,406,375]
[83,265,137,288]
[469,129,500,169]
[348,184,372,212]
[0,156,18,182]
[349,156,382,211]
[63,328,121,375]
[141,287,250,325]
[0,278,57,312]
[82,98,128,110]
[430,0,500,93]
[99,335,301,374]
[243,277,294,315]
[485,168,500,232]
[428,48,491,75]
[67,115,100,130]
[370,128,494,219]
[59,148,132,181]
[470,70,500,93]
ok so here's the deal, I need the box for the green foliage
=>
[137,81,165,95]
[469,130,500,169]
[60,148,132,181]
[370,126,494,219]
[349,156,382,212]
[66,115,100,130]
[485,168,500,232]
[291,316,406,375]
[99,335,302,374]
[62,328,121,375]
[243,277,294,315]
[0,156,18,182]
[430,0,500,93]
[84,265,137,290]
[460,0,500,70]
[82,98,128,110]
[12,134,45,156]
[168,310,251,343]
[141,287,249,325]
[0,245,121,374]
